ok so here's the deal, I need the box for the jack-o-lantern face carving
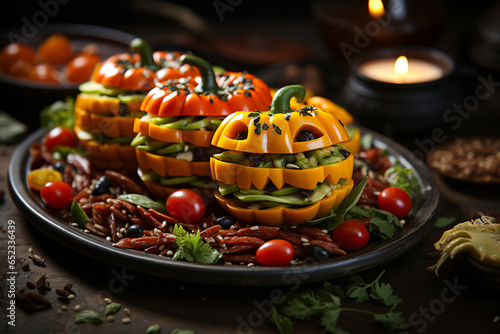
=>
[211,107,349,154]
[210,85,355,226]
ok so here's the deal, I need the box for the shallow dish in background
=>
[0,24,136,100]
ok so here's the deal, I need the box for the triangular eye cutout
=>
[294,127,324,142]
[224,120,249,140]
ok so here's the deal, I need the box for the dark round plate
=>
[0,24,136,98]
[8,126,439,286]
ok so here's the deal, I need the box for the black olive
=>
[340,149,351,159]
[54,161,67,175]
[193,148,209,162]
[308,245,332,262]
[92,175,112,196]
[126,224,144,238]
[299,189,313,198]
[235,131,248,140]
[216,216,236,229]
[245,153,264,167]
[295,129,316,142]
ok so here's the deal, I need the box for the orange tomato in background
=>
[30,63,60,83]
[36,33,73,64]
[65,47,101,82]
[0,43,36,75]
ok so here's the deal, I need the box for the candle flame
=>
[369,0,385,18]
[394,56,408,75]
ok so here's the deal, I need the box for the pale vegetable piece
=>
[429,216,500,275]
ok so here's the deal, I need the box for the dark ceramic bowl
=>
[341,47,461,138]
[9,127,439,286]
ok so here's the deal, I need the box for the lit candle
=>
[368,0,385,18]
[358,55,444,84]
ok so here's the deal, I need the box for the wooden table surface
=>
[2,3,500,333]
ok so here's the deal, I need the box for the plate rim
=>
[8,126,440,286]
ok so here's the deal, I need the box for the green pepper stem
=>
[180,55,219,95]
[271,85,306,113]
[129,38,158,70]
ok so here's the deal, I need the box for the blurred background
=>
[1,0,500,139]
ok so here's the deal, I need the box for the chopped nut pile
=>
[428,137,500,182]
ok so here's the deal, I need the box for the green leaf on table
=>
[104,302,121,315]
[146,324,161,334]
[0,111,28,144]
[320,309,346,334]
[271,307,294,334]
[70,200,90,228]
[171,329,194,334]
[373,311,409,330]
[117,194,168,214]
[75,309,103,324]
[172,225,222,264]
[346,284,370,303]
[434,216,456,228]
[370,281,401,306]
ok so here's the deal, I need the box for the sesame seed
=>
[116,232,123,239]
[106,236,112,241]
[159,245,165,251]
[119,228,127,234]
[300,238,309,243]
[67,294,75,300]
[84,229,90,234]
[202,223,207,228]
[86,189,92,194]
[121,210,127,215]
[124,308,130,316]
[250,226,259,231]
[94,224,104,231]
[125,223,129,228]
[400,220,406,225]
[302,243,310,247]
[106,198,113,203]
[104,297,112,304]
[71,223,79,227]
[61,305,68,311]
[373,190,381,196]
[322,229,328,234]
[224,262,233,265]
[247,263,254,267]
[106,315,114,322]
[291,225,298,229]
[73,305,81,311]
[161,221,167,228]
[122,317,131,324]
[166,250,174,256]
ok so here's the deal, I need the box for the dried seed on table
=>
[35,274,46,289]
[56,289,71,298]
[26,291,51,307]
[26,281,35,289]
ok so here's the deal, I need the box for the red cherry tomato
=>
[256,239,294,266]
[66,50,101,82]
[378,187,412,218]
[43,126,76,151]
[331,219,370,250]
[166,189,206,223]
[40,181,73,209]
[0,43,36,74]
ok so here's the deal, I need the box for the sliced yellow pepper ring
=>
[77,137,138,171]
[75,107,136,138]
[210,154,353,190]
[211,110,349,154]
[215,179,354,226]
[75,93,120,115]
[343,128,361,154]
[75,93,143,116]
[133,118,214,147]
[136,148,210,177]
[27,169,63,191]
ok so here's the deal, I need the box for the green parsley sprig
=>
[271,271,408,334]
[172,225,222,264]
